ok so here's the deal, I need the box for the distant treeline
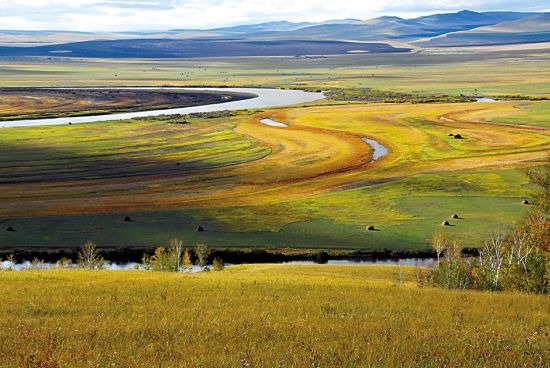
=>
[134,109,259,124]
[304,87,477,103]
[299,87,548,103]
[492,94,549,101]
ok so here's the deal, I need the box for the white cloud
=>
[0,0,547,31]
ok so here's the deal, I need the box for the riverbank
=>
[0,246,441,264]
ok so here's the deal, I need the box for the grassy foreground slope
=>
[0,265,548,367]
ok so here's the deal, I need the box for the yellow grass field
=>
[0,265,548,367]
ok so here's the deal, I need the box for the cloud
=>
[0,0,547,31]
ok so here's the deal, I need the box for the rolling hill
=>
[254,11,546,41]
[0,10,548,56]
[0,39,409,58]
[416,13,550,47]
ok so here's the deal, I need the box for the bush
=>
[212,257,224,271]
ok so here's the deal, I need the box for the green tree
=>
[194,243,211,270]
[143,246,176,272]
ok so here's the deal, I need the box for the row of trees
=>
[8,239,224,272]
[428,164,549,293]
[141,240,223,272]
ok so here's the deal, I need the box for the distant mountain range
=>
[0,10,548,58]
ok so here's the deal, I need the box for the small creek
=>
[260,118,288,127]
[361,137,389,161]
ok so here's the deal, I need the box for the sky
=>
[0,0,548,32]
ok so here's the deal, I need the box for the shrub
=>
[212,257,224,271]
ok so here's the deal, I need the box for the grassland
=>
[0,99,547,250]
[0,48,549,252]
[0,265,548,367]
[1,47,550,97]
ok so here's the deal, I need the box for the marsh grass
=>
[0,265,548,367]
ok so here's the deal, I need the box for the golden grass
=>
[0,265,548,367]
[2,101,547,217]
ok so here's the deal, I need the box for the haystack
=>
[454,134,463,139]
[6,226,15,232]
[522,199,530,205]
[123,216,131,222]
[196,225,205,232]
[367,225,376,231]
[441,221,450,226]
[452,214,459,219]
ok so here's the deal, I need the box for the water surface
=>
[260,118,288,127]
[362,137,389,161]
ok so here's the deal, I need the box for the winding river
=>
[0,87,325,128]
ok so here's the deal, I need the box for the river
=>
[0,87,325,128]
[1,258,436,272]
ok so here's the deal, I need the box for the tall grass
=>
[0,265,548,367]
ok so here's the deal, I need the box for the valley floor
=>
[1,100,548,250]
[0,49,549,251]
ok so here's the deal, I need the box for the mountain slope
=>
[227,11,544,42]
[413,10,538,31]
[0,10,546,51]
[0,39,409,58]
[416,13,550,47]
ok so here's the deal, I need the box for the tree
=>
[142,241,189,272]
[194,243,211,270]
[431,230,449,262]
[525,161,550,254]
[78,241,107,270]
[169,238,184,272]
[527,161,550,214]
[480,227,507,289]
[430,237,472,290]
[183,248,193,272]
[143,246,175,272]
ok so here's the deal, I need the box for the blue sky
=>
[0,0,548,31]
